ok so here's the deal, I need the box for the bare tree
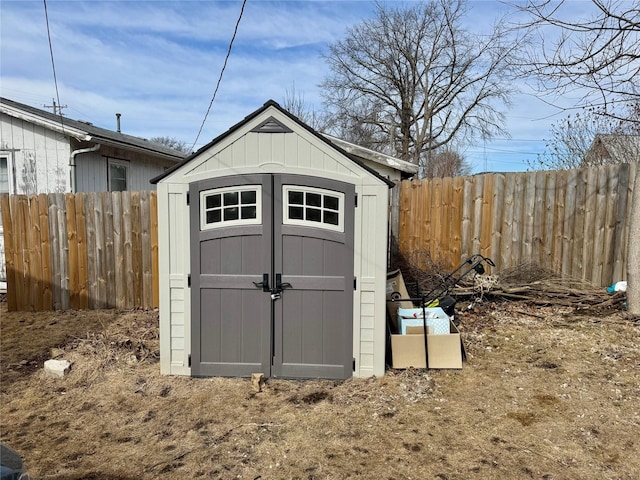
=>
[513,0,640,314]
[513,0,640,121]
[282,83,329,131]
[421,148,472,178]
[150,136,190,154]
[322,98,389,153]
[320,0,521,168]
[530,103,640,170]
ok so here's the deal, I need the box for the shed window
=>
[200,186,261,230]
[283,186,344,232]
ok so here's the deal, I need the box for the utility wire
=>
[190,0,247,152]
[43,0,65,133]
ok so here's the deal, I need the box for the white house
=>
[0,96,186,285]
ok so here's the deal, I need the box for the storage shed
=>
[152,100,394,379]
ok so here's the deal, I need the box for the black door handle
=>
[253,273,270,292]
[275,273,292,291]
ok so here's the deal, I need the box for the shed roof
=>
[0,97,186,161]
[151,100,396,187]
[321,133,417,178]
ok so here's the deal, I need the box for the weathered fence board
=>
[103,192,116,308]
[122,192,134,309]
[39,194,53,310]
[398,163,637,287]
[0,191,159,311]
[75,193,89,309]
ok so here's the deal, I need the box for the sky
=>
[0,0,589,173]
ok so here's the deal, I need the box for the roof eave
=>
[1,104,91,142]
[321,133,418,175]
[90,135,184,162]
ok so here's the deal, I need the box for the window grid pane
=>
[289,206,304,220]
[306,208,321,222]
[324,196,339,210]
[206,210,221,223]
[284,188,343,231]
[223,192,239,206]
[206,194,221,209]
[289,191,303,205]
[224,207,239,221]
[202,187,260,228]
[306,192,322,207]
[241,191,256,204]
[324,211,339,225]
[241,206,256,219]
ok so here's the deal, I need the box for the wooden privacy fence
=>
[397,162,637,287]
[0,191,159,311]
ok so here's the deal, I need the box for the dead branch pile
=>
[391,250,453,297]
[392,252,627,311]
[452,263,626,310]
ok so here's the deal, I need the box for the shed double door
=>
[190,174,354,379]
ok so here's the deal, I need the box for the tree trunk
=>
[627,162,640,315]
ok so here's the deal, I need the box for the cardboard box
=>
[406,325,434,335]
[390,319,464,369]
[398,307,450,334]
[386,270,414,332]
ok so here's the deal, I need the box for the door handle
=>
[253,273,270,292]
[275,273,292,291]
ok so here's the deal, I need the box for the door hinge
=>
[354,193,358,207]
[188,274,191,287]
[354,277,357,290]
[186,192,190,205]
[188,354,191,367]
[353,357,356,372]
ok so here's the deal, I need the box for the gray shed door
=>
[190,174,354,379]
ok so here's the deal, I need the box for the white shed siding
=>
[158,106,389,378]
[0,113,69,194]
[158,182,191,375]
[356,186,389,377]
[183,135,364,185]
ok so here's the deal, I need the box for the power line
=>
[43,0,65,133]
[44,98,67,115]
[190,0,247,152]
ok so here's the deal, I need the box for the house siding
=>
[0,113,69,194]
[75,145,176,192]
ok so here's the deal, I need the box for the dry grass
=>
[1,300,639,480]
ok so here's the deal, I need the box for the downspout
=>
[69,143,100,193]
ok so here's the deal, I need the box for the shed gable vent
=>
[250,116,293,134]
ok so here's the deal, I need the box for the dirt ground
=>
[1,297,639,480]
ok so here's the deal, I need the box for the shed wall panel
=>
[158,182,190,375]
